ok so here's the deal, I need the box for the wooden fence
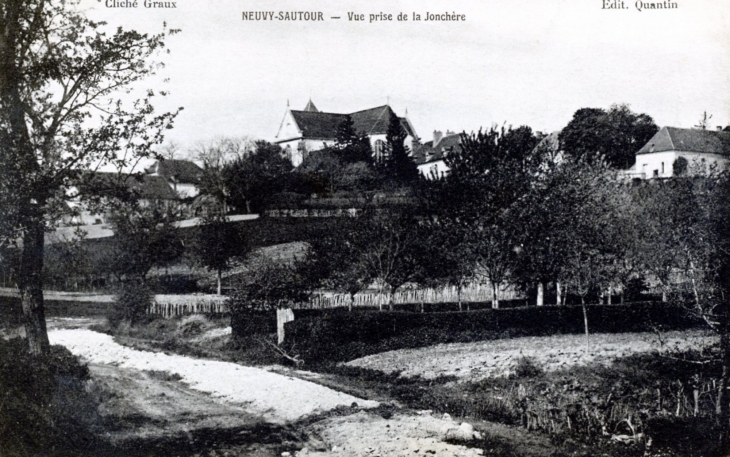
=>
[147,294,228,318]
[147,284,523,317]
[308,284,522,309]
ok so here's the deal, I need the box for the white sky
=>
[78,0,730,150]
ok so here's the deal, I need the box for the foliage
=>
[228,254,313,313]
[558,104,658,169]
[435,125,542,307]
[107,203,184,282]
[221,140,293,213]
[189,208,245,294]
[109,280,154,328]
[381,111,420,185]
[0,338,99,456]
[673,156,689,176]
[335,115,375,165]
[293,147,376,196]
[514,356,545,378]
[0,0,180,353]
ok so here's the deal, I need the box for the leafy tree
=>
[335,116,374,165]
[559,104,658,169]
[350,206,425,311]
[228,253,313,312]
[107,203,184,283]
[673,156,689,177]
[0,0,180,353]
[294,147,376,196]
[222,140,293,213]
[439,125,541,308]
[418,215,477,311]
[382,112,419,185]
[307,216,373,311]
[190,207,245,295]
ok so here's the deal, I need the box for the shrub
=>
[0,339,100,456]
[514,356,544,378]
[109,281,154,328]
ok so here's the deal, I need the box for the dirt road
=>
[49,327,490,457]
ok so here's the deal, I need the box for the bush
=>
[0,339,100,456]
[109,281,154,328]
[514,356,544,378]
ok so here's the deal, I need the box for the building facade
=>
[274,100,419,166]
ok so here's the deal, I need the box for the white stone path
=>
[49,329,377,424]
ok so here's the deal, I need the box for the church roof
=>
[637,126,730,156]
[289,110,348,139]
[303,99,319,112]
[289,103,416,140]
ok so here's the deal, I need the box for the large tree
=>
[0,0,180,353]
[559,104,658,169]
[189,207,245,295]
[222,140,292,214]
[382,111,419,185]
[439,125,541,308]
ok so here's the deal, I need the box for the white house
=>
[274,100,419,166]
[144,159,204,198]
[628,126,730,178]
[414,130,460,179]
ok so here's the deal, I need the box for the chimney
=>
[433,130,443,146]
[446,130,455,136]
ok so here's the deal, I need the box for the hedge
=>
[281,302,704,364]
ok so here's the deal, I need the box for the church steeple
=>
[303,99,319,112]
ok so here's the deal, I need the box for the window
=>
[374,140,385,162]
[661,162,664,174]
[653,169,659,177]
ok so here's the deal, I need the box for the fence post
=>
[277,308,295,345]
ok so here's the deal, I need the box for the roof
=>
[414,133,462,164]
[132,175,180,200]
[80,172,180,201]
[303,99,319,112]
[637,127,730,156]
[290,110,348,139]
[146,159,203,184]
[289,103,416,140]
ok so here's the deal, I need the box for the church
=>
[274,100,420,166]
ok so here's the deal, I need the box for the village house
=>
[63,159,204,226]
[274,100,419,166]
[414,130,460,179]
[144,159,204,198]
[626,126,730,179]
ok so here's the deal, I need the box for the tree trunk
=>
[217,268,222,295]
[18,216,50,355]
[556,281,562,306]
[581,296,589,336]
[607,286,612,305]
[348,293,354,312]
[536,282,544,307]
[491,283,499,309]
[717,319,730,449]
[458,287,462,312]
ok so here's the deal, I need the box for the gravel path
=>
[49,329,378,424]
